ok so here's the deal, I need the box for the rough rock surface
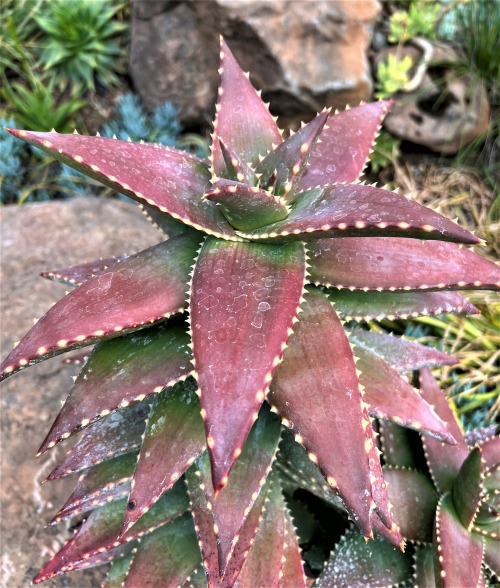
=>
[0,198,160,587]
[376,43,490,154]
[129,0,380,127]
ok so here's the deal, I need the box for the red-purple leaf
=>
[434,492,483,588]
[298,101,392,190]
[121,379,205,535]
[419,369,470,493]
[355,346,455,443]
[46,401,150,476]
[8,129,239,240]
[50,453,135,524]
[217,138,258,186]
[0,233,201,382]
[33,483,189,583]
[383,468,438,543]
[41,256,123,287]
[349,329,457,373]
[316,526,412,588]
[204,179,289,231]
[190,238,305,490]
[268,290,374,537]
[477,434,500,473]
[370,512,405,550]
[123,514,201,588]
[327,288,478,321]
[240,184,480,244]
[39,323,192,454]
[280,508,306,588]
[452,447,483,530]
[234,471,285,588]
[254,110,329,200]
[211,39,283,177]
[308,237,499,291]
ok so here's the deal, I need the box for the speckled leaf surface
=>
[327,288,478,321]
[419,369,470,493]
[315,526,413,588]
[254,110,328,200]
[8,129,239,240]
[234,471,285,588]
[383,468,438,543]
[51,452,136,524]
[434,493,483,588]
[39,322,193,453]
[65,542,138,576]
[356,347,454,442]
[477,435,500,472]
[46,400,151,476]
[298,101,391,190]
[0,233,201,382]
[41,256,122,287]
[122,379,205,535]
[452,447,483,530]
[123,514,200,588]
[269,290,374,537]
[240,184,479,244]
[33,483,189,583]
[348,329,457,373]
[190,237,305,490]
[211,39,283,177]
[138,202,197,239]
[308,238,499,291]
[104,552,135,588]
[204,179,289,231]
[378,421,416,469]
[280,507,306,588]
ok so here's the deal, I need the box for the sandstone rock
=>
[375,43,491,154]
[0,198,160,586]
[129,0,380,127]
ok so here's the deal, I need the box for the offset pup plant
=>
[1,38,499,586]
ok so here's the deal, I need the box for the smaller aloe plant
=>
[1,38,499,586]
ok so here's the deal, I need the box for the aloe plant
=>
[1,38,499,587]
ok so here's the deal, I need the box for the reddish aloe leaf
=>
[137,202,198,239]
[217,138,257,185]
[327,288,478,321]
[378,421,417,469]
[383,468,438,543]
[254,110,329,200]
[41,256,123,287]
[191,237,306,490]
[46,401,150,476]
[308,237,499,291]
[268,290,374,537]
[434,493,483,588]
[204,179,289,231]
[234,472,285,588]
[355,346,455,443]
[316,526,413,588]
[349,329,457,373]
[8,129,239,240]
[419,369,469,494]
[298,101,392,190]
[277,429,343,509]
[64,543,138,577]
[240,184,479,244]
[123,514,201,588]
[50,453,136,524]
[452,447,483,530]
[33,483,189,583]
[414,545,436,587]
[280,508,306,588]
[39,323,192,454]
[211,39,283,177]
[370,512,405,550]
[477,435,500,472]
[483,535,500,576]
[122,379,205,535]
[0,233,201,382]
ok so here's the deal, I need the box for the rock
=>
[0,198,160,586]
[129,0,380,127]
[375,43,491,154]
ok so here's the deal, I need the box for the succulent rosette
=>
[1,38,498,586]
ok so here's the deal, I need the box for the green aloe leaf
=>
[452,447,483,530]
